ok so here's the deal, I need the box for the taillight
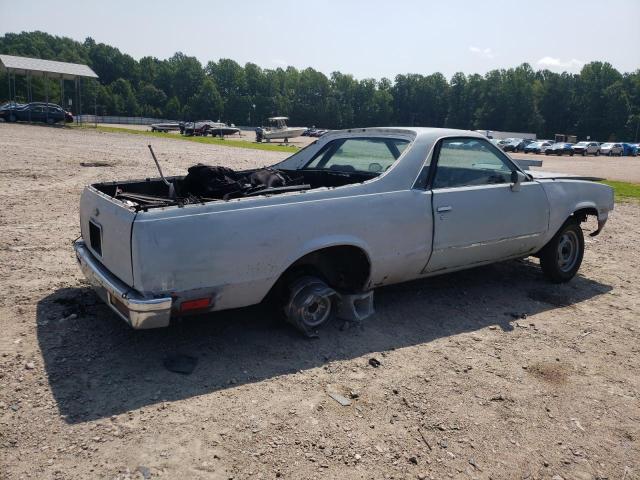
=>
[180,297,211,313]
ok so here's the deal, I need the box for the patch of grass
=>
[602,180,640,201]
[72,124,300,153]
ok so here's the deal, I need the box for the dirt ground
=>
[0,123,638,480]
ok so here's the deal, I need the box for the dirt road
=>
[1,123,638,480]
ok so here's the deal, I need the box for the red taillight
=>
[180,297,211,313]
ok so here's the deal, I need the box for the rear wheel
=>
[282,275,335,336]
[539,219,584,283]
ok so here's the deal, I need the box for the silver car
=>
[600,143,623,156]
[572,141,600,156]
[74,127,614,334]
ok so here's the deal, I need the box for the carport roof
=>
[0,54,98,80]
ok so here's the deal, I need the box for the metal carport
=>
[0,54,98,123]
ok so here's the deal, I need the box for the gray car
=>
[600,143,623,156]
[572,141,600,156]
[73,127,614,334]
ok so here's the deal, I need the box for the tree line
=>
[1,31,639,141]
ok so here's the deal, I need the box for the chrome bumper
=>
[73,240,172,329]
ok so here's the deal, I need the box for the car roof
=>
[323,127,487,142]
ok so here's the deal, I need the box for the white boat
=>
[259,117,306,142]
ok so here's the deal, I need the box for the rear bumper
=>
[73,240,172,329]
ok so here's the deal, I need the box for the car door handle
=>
[436,206,452,213]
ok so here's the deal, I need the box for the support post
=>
[78,77,82,124]
[45,73,49,124]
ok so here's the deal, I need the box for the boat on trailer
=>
[257,117,306,142]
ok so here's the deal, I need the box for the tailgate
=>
[79,186,136,286]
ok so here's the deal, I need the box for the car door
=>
[424,137,549,273]
[29,106,45,122]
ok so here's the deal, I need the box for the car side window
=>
[433,138,515,189]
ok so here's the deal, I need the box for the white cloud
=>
[469,46,495,59]
[536,56,585,72]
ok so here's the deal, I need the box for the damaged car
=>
[74,127,614,335]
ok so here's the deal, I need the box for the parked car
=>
[600,143,624,156]
[524,141,553,154]
[74,127,613,335]
[572,141,600,156]
[501,138,523,152]
[0,102,73,124]
[546,142,575,156]
[309,129,328,137]
[490,138,507,149]
[621,143,638,157]
[516,139,536,151]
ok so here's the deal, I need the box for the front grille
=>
[89,221,102,256]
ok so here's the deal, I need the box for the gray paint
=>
[77,127,615,325]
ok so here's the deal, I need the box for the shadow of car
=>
[36,258,611,424]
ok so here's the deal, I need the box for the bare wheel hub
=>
[284,276,335,335]
[556,231,579,273]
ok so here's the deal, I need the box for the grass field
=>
[603,180,640,201]
[73,125,301,153]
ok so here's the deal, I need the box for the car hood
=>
[526,170,604,181]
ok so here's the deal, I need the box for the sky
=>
[1,0,639,79]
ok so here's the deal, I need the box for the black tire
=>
[596,150,600,156]
[539,219,584,283]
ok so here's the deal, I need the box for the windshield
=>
[304,137,410,173]
[601,143,613,147]
[576,142,588,146]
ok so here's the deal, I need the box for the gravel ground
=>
[0,123,638,480]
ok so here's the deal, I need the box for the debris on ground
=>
[368,357,381,368]
[163,354,198,375]
[327,392,352,406]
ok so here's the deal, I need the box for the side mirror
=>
[510,170,527,192]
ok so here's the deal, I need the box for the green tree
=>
[185,78,223,120]
[165,96,182,120]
